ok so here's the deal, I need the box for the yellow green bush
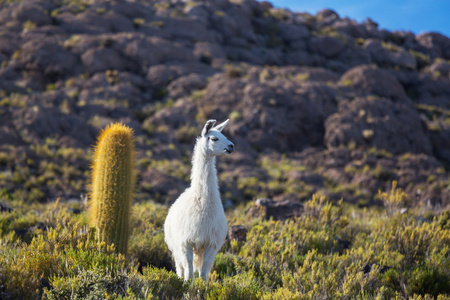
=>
[0,185,449,299]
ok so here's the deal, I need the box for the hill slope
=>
[0,0,449,209]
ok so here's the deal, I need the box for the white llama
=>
[164,119,234,282]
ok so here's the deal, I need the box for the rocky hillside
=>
[0,0,449,209]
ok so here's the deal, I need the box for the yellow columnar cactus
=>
[89,123,136,254]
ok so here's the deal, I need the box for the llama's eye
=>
[210,137,219,142]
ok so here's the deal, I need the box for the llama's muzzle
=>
[224,144,235,154]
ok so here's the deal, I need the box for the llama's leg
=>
[193,247,204,276]
[199,247,217,282]
[182,245,194,282]
[175,260,184,278]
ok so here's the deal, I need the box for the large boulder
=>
[162,18,215,42]
[58,9,134,34]
[363,39,416,70]
[425,60,450,78]
[247,198,303,220]
[416,32,450,59]
[339,65,408,100]
[324,97,432,155]
[146,62,216,89]
[308,35,347,58]
[1,1,52,26]
[18,40,77,78]
[166,73,207,99]
[12,106,96,148]
[278,22,310,44]
[120,35,196,68]
[81,46,128,74]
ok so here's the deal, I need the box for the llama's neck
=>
[190,138,219,206]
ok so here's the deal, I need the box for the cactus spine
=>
[89,123,136,254]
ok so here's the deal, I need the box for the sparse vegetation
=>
[133,18,145,27]
[0,188,448,299]
[409,49,431,69]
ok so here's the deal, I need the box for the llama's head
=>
[200,119,234,157]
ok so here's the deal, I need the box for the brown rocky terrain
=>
[0,0,449,210]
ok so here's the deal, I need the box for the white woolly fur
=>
[164,119,234,282]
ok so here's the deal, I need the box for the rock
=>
[317,9,339,21]
[334,236,351,254]
[362,263,391,276]
[122,37,164,69]
[167,73,207,99]
[308,36,347,58]
[248,198,303,220]
[271,66,340,82]
[148,98,198,132]
[0,122,21,145]
[81,46,128,74]
[211,6,255,42]
[427,122,450,164]
[12,106,96,148]
[259,1,273,10]
[121,36,195,68]
[324,97,433,155]
[288,170,325,187]
[59,9,134,34]
[19,40,77,78]
[415,76,450,108]
[333,46,372,71]
[78,79,147,109]
[184,4,209,25]
[283,50,317,66]
[425,60,450,78]
[225,46,278,65]
[111,1,147,19]
[146,64,174,89]
[9,2,52,26]
[184,0,229,9]
[339,65,408,100]
[164,18,214,42]
[140,168,186,203]
[228,225,247,242]
[363,39,416,70]
[332,18,368,39]
[146,62,216,90]
[13,222,45,239]
[416,32,450,59]
[0,202,12,212]
[278,23,310,43]
[194,41,226,61]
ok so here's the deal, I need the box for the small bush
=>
[378,181,407,217]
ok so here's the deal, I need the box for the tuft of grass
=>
[378,180,407,217]
[133,18,145,26]
[409,49,431,69]
[22,20,36,31]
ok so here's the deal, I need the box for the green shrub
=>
[378,181,408,217]
[0,187,449,298]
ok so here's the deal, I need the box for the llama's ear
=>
[201,119,216,137]
[213,119,230,133]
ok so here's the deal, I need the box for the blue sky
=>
[264,0,450,37]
